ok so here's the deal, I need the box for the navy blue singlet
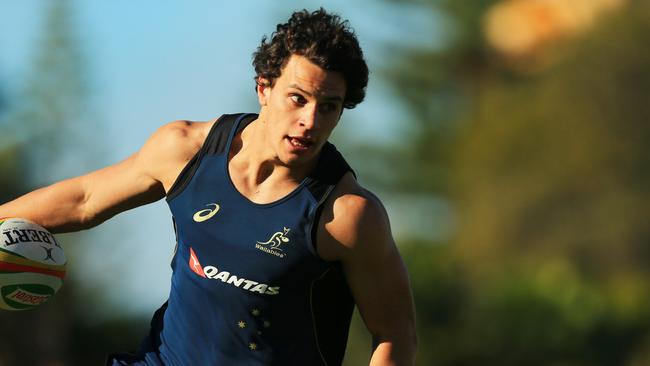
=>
[108,113,355,366]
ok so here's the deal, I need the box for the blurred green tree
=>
[451,4,650,363]
[0,1,85,363]
[4,0,89,185]
[366,0,650,365]
[0,1,144,365]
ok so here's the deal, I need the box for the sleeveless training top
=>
[110,113,355,366]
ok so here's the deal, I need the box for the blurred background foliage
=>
[1,0,649,365]
[347,0,650,365]
[0,2,145,365]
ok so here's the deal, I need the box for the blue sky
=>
[0,0,439,317]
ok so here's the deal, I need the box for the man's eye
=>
[290,94,306,104]
[319,103,338,114]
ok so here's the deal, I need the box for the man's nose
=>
[299,105,319,130]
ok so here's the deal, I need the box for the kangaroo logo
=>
[255,227,291,258]
[257,227,290,250]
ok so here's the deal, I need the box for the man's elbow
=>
[371,326,418,364]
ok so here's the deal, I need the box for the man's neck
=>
[227,117,318,203]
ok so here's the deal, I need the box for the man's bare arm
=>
[320,180,417,365]
[0,120,203,233]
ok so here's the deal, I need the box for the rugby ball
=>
[0,218,66,310]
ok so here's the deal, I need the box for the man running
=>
[0,8,417,365]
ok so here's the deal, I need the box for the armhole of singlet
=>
[307,164,357,366]
[307,143,356,259]
[165,113,253,202]
[309,186,335,260]
[309,262,355,366]
[165,115,227,202]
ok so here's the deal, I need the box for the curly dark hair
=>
[253,8,369,109]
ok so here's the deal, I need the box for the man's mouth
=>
[286,136,314,149]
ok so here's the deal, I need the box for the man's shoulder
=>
[151,119,216,150]
[141,119,221,160]
[317,173,391,260]
[137,118,219,189]
[330,174,388,231]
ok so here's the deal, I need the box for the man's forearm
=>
[0,177,90,233]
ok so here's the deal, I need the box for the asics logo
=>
[193,203,220,222]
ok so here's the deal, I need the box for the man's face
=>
[257,54,346,167]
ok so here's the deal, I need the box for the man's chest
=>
[169,191,326,293]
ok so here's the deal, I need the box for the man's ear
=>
[256,77,271,106]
